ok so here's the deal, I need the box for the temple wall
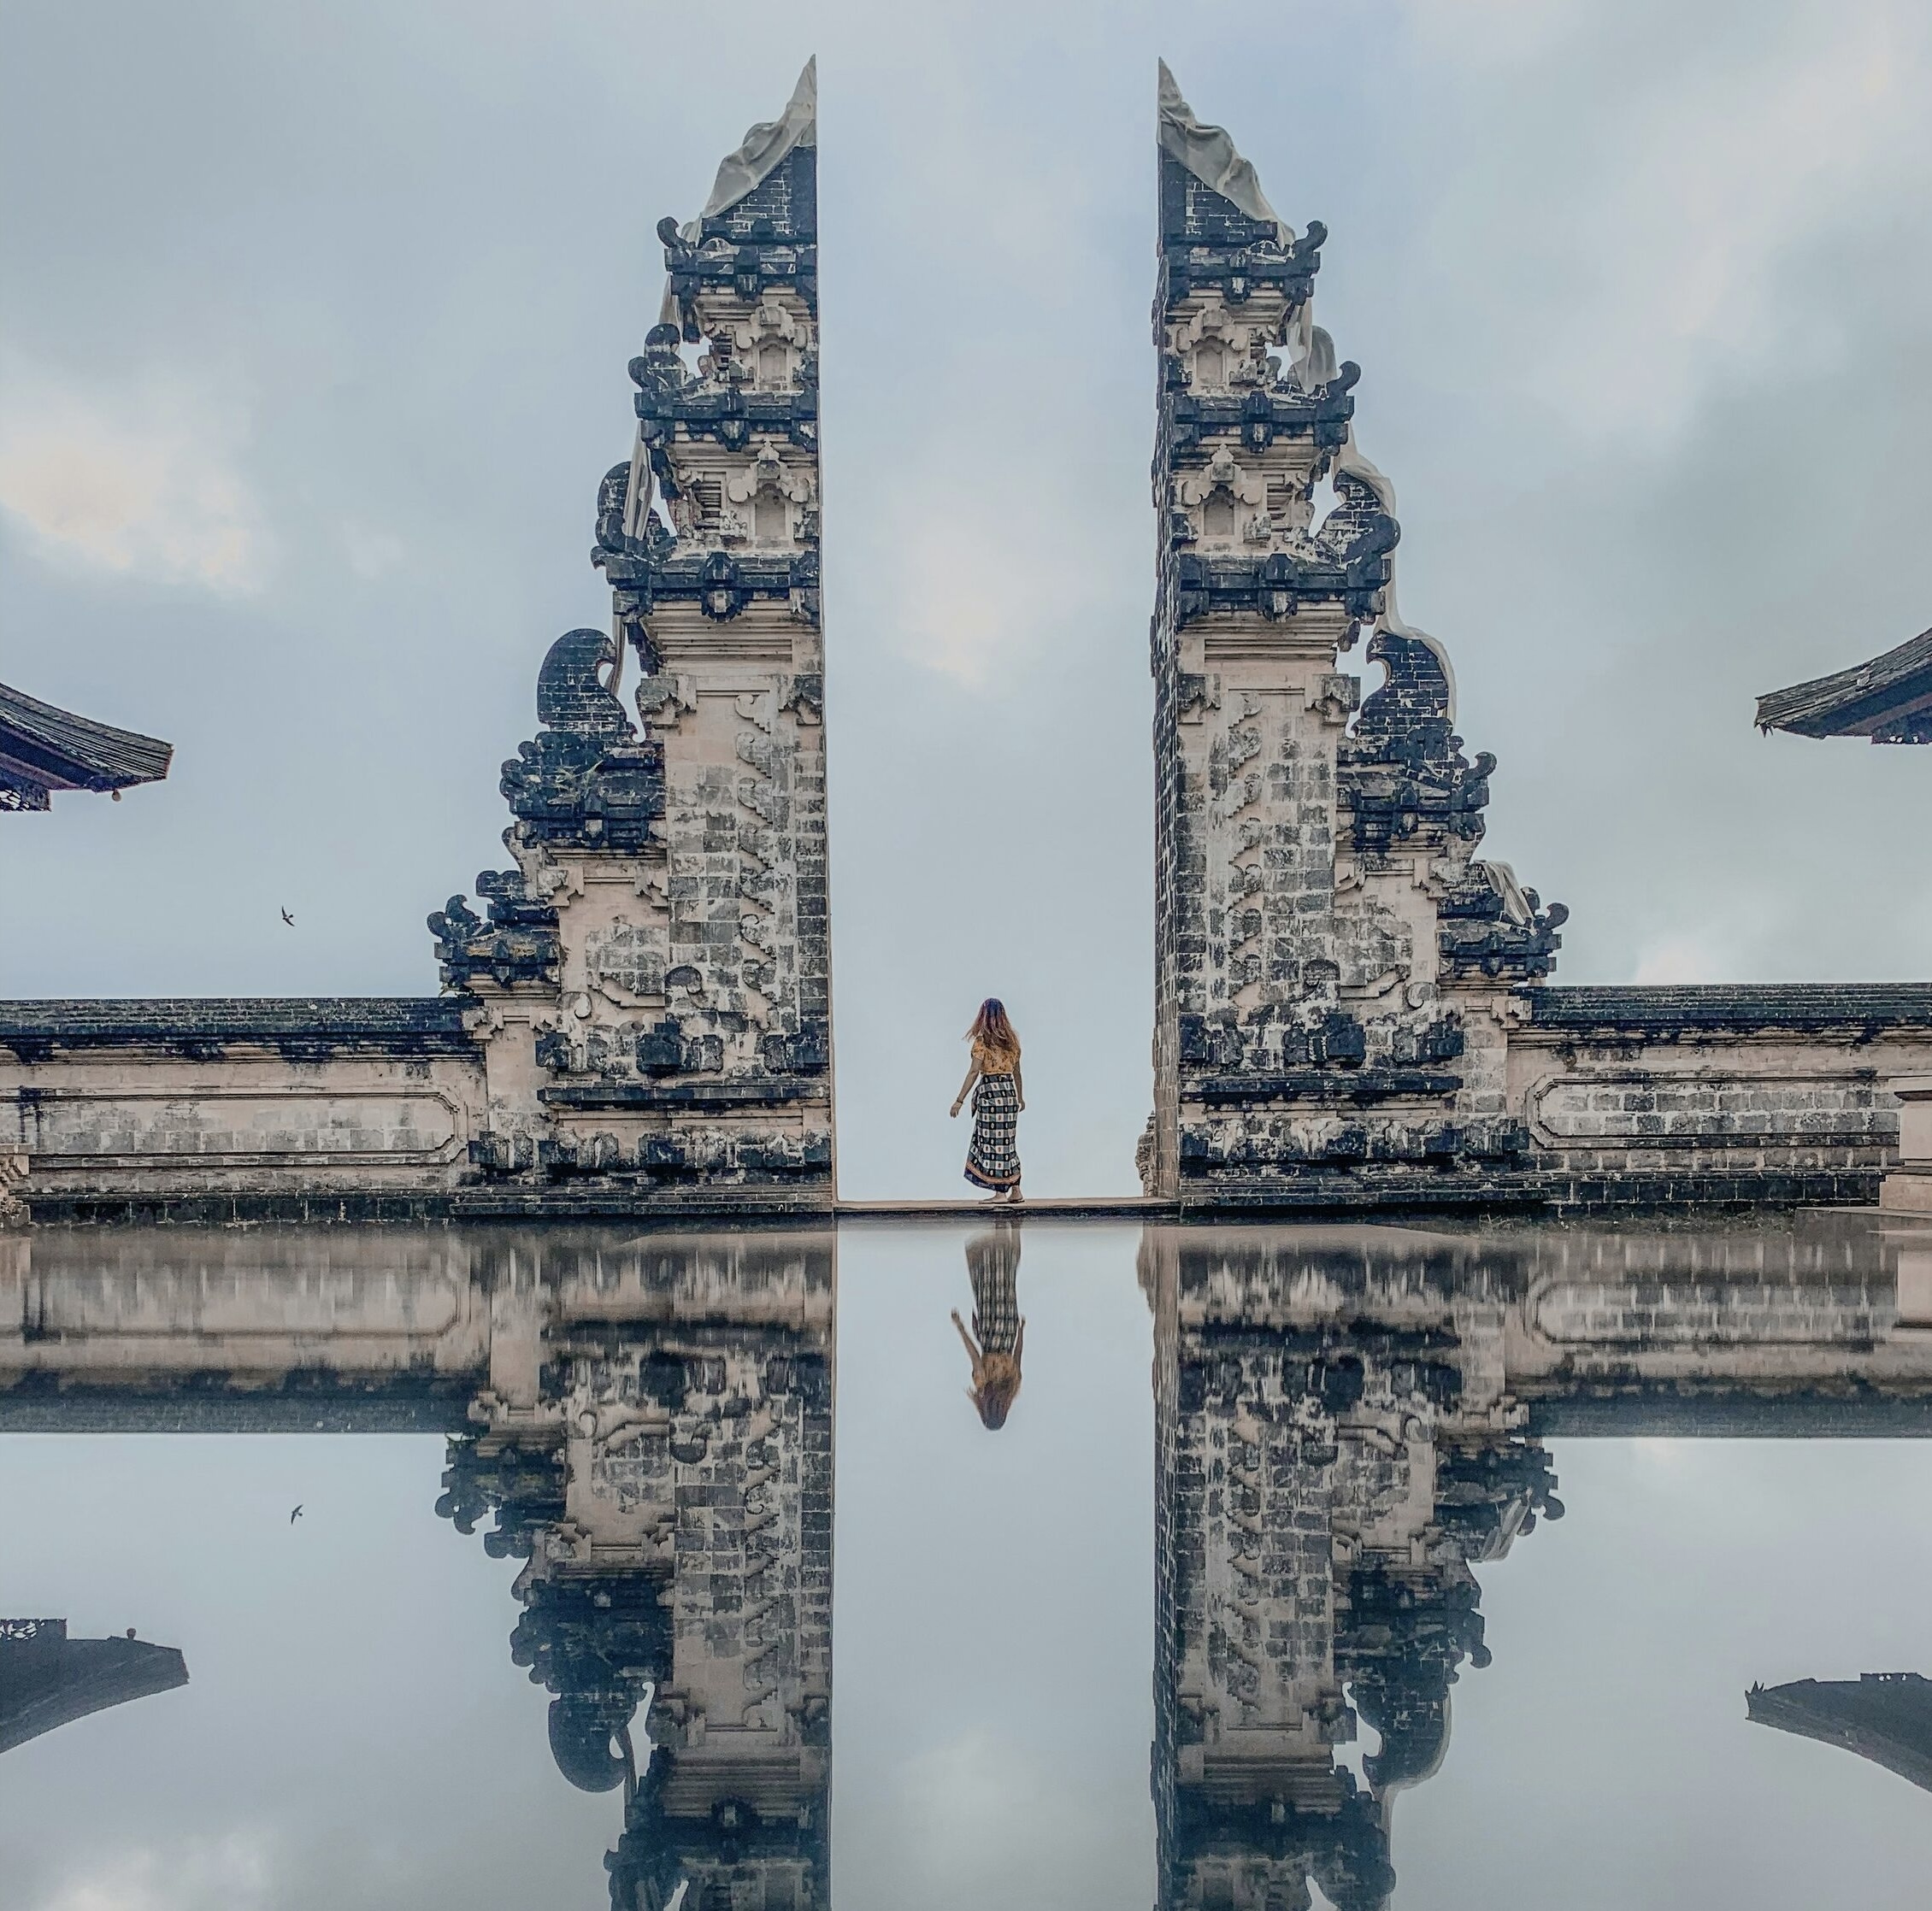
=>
[1511,987,1932,1209]
[0,1003,486,1223]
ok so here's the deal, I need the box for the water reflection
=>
[1144,1215,1932,1907]
[1,1226,833,1911]
[441,1235,833,1909]
[953,1224,1025,1431]
[6,1214,1932,1903]
[1748,1673,1932,1794]
[0,1617,188,1755]
[1144,1226,1558,1910]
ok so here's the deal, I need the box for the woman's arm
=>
[950,1308,981,1363]
[950,1059,981,1117]
[1013,1066,1025,1112]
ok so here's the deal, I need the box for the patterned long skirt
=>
[965,1224,1022,1352]
[964,1073,1022,1191]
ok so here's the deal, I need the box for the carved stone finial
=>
[535,628,630,738]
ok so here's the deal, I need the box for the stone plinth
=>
[1881,1075,1932,1214]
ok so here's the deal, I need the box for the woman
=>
[951,1222,1024,1430]
[951,997,1024,1202]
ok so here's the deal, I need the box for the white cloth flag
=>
[1157,60,1293,245]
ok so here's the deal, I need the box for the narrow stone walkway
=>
[834,1197,1171,1220]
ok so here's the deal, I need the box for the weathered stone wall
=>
[0,1001,486,1225]
[1513,985,1932,1211]
[1888,1074,1932,1212]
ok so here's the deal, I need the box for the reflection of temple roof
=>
[0,1619,189,1754]
[0,680,173,809]
[1747,1673,1932,1792]
[1756,628,1932,743]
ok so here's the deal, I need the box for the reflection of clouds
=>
[31,1832,275,1911]
[889,1727,1123,1904]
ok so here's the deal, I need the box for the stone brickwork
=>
[1886,1075,1932,1213]
[0,1001,486,1225]
[1147,72,1564,1214]
[1513,985,1932,1211]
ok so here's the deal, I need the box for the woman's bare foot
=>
[1004,1185,1024,1204]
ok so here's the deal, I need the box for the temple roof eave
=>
[0,680,173,795]
[1755,626,1932,740]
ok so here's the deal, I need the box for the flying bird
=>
[289,1504,303,1523]
[280,908,295,926]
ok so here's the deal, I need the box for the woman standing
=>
[951,997,1024,1202]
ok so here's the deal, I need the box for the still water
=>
[3,1214,1931,1908]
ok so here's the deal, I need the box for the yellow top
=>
[974,1040,1019,1077]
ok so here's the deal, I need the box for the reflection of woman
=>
[950,997,1024,1202]
[952,1224,1024,1430]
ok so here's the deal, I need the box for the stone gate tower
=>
[1147,67,1566,1209]
[432,63,833,1212]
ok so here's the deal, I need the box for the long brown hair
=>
[967,997,1021,1066]
[967,1350,1022,1430]
[951,1317,1024,1430]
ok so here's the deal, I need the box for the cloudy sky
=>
[3,0,1931,1198]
